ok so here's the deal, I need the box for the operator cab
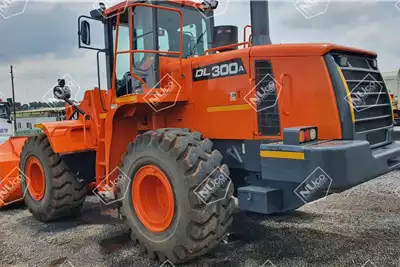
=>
[79,1,217,97]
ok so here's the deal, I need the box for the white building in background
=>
[13,107,65,132]
[0,107,65,143]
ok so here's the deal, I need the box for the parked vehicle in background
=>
[382,69,400,125]
[0,99,13,144]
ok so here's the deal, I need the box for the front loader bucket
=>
[0,137,28,208]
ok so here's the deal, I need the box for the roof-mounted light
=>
[200,0,219,11]
[99,2,106,11]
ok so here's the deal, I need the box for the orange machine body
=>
[33,1,378,191]
[0,0,380,205]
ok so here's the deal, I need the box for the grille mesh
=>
[331,52,392,147]
[255,60,281,136]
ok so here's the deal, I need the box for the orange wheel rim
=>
[132,165,175,233]
[26,157,45,201]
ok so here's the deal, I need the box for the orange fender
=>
[35,120,96,154]
[0,137,28,207]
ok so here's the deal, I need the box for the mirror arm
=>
[65,99,87,116]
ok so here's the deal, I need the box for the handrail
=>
[244,25,251,44]
[83,114,91,148]
[204,42,252,55]
[280,72,290,116]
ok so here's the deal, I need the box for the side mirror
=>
[80,20,91,45]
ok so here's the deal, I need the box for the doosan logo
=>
[193,59,247,81]
[195,62,245,78]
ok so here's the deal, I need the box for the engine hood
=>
[249,43,377,58]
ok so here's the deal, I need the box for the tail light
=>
[283,126,318,145]
[299,127,318,143]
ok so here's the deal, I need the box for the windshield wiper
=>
[188,29,207,57]
[133,30,153,42]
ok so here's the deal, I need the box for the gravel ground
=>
[1,171,400,267]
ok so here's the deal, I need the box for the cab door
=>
[113,6,158,98]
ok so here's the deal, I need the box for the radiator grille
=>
[331,52,392,147]
[255,60,281,136]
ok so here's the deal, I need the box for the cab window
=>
[113,23,130,81]
[157,5,212,58]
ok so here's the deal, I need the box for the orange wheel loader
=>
[1,0,400,264]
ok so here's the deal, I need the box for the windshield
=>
[112,4,213,76]
[157,4,213,58]
[112,4,213,93]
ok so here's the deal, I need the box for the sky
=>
[0,0,399,103]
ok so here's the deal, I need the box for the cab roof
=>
[104,0,202,16]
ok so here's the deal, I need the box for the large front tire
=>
[20,134,87,222]
[119,129,235,264]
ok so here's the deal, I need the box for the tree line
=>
[13,101,66,111]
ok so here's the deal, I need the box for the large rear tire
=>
[119,128,235,264]
[20,134,87,222]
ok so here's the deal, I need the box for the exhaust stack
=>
[250,1,271,46]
